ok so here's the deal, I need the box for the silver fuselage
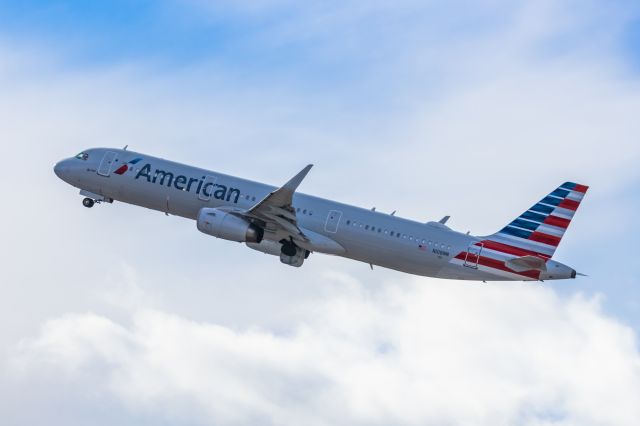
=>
[54,148,575,281]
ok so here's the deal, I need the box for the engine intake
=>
[197,208,263,243]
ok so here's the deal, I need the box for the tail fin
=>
[485,182,588,259]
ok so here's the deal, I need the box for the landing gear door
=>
[324,210,342,233]
[463,243,483,268]
[97,151,118,177]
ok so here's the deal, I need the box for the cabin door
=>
[97,151,118,177]
[198,175,218,201]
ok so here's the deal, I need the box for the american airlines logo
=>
[134,163,241,203]
[114,157,143,175]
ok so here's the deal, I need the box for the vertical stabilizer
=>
[484,182,588,259]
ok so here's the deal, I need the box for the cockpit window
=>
[75,152,89,160]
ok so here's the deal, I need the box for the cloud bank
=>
[9,277,640,426]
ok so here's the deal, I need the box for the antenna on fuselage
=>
[438,215,450,224]
[123,145,128,151]
[371,207,376,211]
[390,210,396,216]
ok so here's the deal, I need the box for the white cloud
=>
[9,277,640,425]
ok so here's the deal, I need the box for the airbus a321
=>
[54,148,587,281]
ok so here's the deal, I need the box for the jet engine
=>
[197,208,263,243]
[246,239,283,256]
[246,239,309,267]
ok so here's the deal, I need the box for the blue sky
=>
[2,1,640,425]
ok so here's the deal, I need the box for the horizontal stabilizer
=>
[505,255,547,272]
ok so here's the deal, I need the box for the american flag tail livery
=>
[484,182,588,259]
[450,182,588,281]
[484,182,589,259]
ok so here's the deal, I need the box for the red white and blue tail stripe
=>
[486,182,588,259]
[449,182,588,280]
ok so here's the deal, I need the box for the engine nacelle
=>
[197,208,263,243]
[247,239,308,267]
[246,239,283,256]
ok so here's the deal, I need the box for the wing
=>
[223,164,344,255]
[244,164,313,243]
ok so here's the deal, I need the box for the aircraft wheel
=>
[82,198,95,208]
[280,241,297,257]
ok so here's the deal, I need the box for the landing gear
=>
[79,190,113,207]
[280,240,297,257]
[279,239,309,267]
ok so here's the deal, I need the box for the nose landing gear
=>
[79,190,113,209]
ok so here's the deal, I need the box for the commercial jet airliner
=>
[54,148,587,281]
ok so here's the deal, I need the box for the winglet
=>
[283,164,313,192]
[249,164,313,214]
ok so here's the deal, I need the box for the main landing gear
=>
[279,239,310,267]
[82,197,95,208]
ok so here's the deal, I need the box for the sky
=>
[1,1,640,425]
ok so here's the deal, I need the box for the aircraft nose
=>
[54,162,63,178]
[54,160,69,179]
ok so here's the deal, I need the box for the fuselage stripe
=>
[476,240,551,259]
[453,252,541,279]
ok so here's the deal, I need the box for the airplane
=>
[54,148,588,281]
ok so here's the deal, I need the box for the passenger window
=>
[365,225,369,230]
[303,209,307,214]
[390,231,394,236]
[346,220,351,225]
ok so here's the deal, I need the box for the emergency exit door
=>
[324,210,342,233]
